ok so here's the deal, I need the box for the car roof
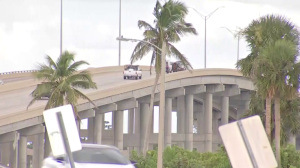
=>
[81,143,119,150]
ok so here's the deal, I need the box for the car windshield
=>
[72,147,131,165]
[125,65,138,70]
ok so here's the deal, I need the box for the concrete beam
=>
[116,98,138,111]
[96,103,118,114]
[137,88,185,103]
[19,125,45,136]
[230,91,251,101]
[185,85,206,95]
[0,131,18,144]
[165,88,185,98]
[78,109,95,119]
[0,116,44,135]
[206,84,225,93]
[214,85,240,97]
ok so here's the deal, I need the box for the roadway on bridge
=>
[0,71,155,117]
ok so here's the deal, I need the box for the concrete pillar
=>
[177,96,185,148]
[0,143,10,166]
[134,105,141,152]
[114,110,124,150]
[18,136,27,168]
[164,98,172,148]
[288,134,296,146]
[94,112,103,144]
[87,117,94,143]
[221,97,229,125]
[140,103,150,154]
[185,94,193,151]
[44,129,51,158]
[204,93,213,152]
[9,142,16,168]
[237,101,250,120]
[128,109,134,134]
[33,134,44,168]
[196,111,204,135]
[134,105,140,134]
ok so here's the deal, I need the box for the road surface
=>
[0,71,155,117]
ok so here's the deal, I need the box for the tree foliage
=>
[28,51,97,119]
[130,0,198,74]
[131,145,300,168]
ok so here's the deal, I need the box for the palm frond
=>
[168,43,193,71]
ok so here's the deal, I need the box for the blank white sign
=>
[43,104,82,157]
[219,115,277,168]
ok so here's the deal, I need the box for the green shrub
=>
[130,145,300,168]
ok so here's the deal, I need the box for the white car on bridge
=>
[123,65,142,80]
[0,79,4,85]
[42,144,137,168]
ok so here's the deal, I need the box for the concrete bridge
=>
[0,66,255,168]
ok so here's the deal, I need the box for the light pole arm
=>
[189,7,205,19]
[207,6,225,19]
[116,37,162,52]
[221,27,234,36]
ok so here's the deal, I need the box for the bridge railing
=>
[0,70,38,75]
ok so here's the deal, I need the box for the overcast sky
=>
[0,0,299,72]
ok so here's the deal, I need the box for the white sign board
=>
[219,115,277,168]
[43,104,82,157]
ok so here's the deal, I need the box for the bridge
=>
[0,66,255,168]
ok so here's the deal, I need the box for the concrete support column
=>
[288,134,296,146]
[44,129,51,158]
[134,105,140,151]
[204,93,213,152]
[114,110,124,150]
[87,117,95,143]
[18,136,27,168]
[128,109,134,134]
[9,142,16,168]
[150,110,154,134]
[0,143,10,167]
[94,112,104,144]
[177,96,185,148]
[237,101,250,120]
[140,103,150,154]
[196,111,204,135]
[221,96,229,125]
[185,94,193,151]
[164,98,172,148]
[33,134,44,168]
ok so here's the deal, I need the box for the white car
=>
[0,79,4,85]
[123,65,142,80]
[42,144,136,168]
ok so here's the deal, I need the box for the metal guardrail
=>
[0,70,37,75]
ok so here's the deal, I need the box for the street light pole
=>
[220,27,241,69]
[118,0,122,66]
[116,36,165,168]
[60,0,63,56]
[190,6,224,68]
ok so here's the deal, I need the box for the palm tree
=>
[251,40,299,167]
[27,51,97,122]
[244,93,300,146]
[236,14,299,142]
[130,0,197,156]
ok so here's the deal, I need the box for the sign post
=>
[56,112,76,168]
[43,104,82,168]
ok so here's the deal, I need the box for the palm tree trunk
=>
[265,97,272,142]
[142,74,160,156]
[274,96,281,167]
